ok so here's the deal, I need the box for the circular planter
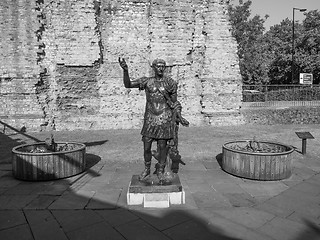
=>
[222,140,294,180]
[12,142,86,181]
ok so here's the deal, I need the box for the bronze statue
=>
[119,58,189,184]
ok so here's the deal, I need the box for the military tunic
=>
[136,76,177,140]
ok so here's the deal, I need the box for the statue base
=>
[127,174,185,208]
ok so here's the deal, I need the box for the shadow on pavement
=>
[84,140,108,147]
[294,220,320,240]
[0,132,26,164]
[85,153,102,177]
[216,153,223,168]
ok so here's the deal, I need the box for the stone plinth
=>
[127,175,185,208]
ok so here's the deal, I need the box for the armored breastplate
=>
[145,80,169,115]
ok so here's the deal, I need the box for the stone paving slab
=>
[48,190,94,209]
[287,211,320,226]
[24,210,68,240]
[0,210,26,230]
[3,182,46,195]
[51,210,104,233]
[257,216,311,240]
[223,192,256,207]
[95,209,139,227]
[66,221,125,240]
[36,182,69,196]
[163,219,229,240]
[212,207,276,229]
[264,191,319,217]
[211,182,247,194]
[86,189,122,209]
[24,195,59,210]
[291,181,320,196]
[0,176,21,189]
[238,181,289,197]
[1,125,320,239]
[0,195,37,209]
[254,201,295,218]
[115,219,171,240]
[130,209,192,231]
[192,191,232,209]
[183,209,274,240]
[0,224,34,240]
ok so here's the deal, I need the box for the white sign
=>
[299,73,313,84]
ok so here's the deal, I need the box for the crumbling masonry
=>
[0,0,242,131]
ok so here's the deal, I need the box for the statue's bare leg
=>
[157,139,168,183]
[139,137,153,181]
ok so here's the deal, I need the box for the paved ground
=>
[0,124,320,240]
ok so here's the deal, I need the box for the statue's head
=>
[152,59,166,67]
[152,59,166,77]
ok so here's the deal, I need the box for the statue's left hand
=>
[179,117,189,127]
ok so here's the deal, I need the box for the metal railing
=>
[243,85,320,102]
[242,84,320,108]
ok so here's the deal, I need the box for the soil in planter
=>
[228,140,287,153]
[20,143,78,153]
[18,134,79,153]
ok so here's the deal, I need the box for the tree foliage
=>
[228,0,268,85]
[265,19,294,84]
[299,10,320,83]
[228,1,320,85]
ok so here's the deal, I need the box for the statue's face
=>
[153,63,166,77]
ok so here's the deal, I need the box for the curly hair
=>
[152,59,166,68]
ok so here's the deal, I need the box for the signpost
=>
[295,132,314,155]
[299,73,313,85]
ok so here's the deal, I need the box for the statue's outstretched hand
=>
[118,57,128,71]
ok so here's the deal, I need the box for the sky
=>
[248,0,319,30]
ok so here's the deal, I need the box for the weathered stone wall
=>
[0,0,44,129]
[0,0,243,132]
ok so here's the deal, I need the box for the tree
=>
[228,2,320,85]
[228,0,269,85]
[298,10,320,84]
[266,10,320,84]
[265,18,295,84]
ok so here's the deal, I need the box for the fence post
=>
[264,85,268,102]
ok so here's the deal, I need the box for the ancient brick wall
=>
[0,0,44,129]
[0,0,243,132]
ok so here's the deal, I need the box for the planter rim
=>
[12,142,86,156]
[223,140,294,156]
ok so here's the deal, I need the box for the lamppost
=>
[292,7,307,84]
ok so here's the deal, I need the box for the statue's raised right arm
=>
[118,57,140,88]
